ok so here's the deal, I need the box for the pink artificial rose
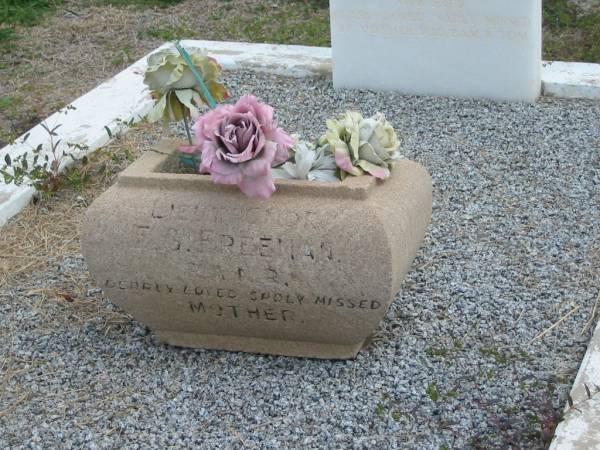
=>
[181,95,293,199]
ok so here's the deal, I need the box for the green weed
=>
[425,346,449,357]
[0,26,17,46]
[391,410,402,421]
[480,347,509,365]
[445,390,458,399]
[426,383,439,402]
[453,340,464,350]
[0,95,22,116]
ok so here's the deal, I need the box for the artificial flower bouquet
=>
[144,43,402,199]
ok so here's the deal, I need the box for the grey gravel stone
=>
[1,71,599,449]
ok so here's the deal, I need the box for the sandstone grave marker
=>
[81,139,433,359]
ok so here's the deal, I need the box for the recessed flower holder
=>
[81,139,432,359]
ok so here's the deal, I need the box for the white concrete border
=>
[178,40,332,77]
[1,40,599,228]
[543,61,600,100]
[550,317,600,450]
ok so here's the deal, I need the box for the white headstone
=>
[330,0,542,102]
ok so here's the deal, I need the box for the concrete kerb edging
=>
[0,38,599,446]
[543,61,600,100]
[550,317,600,449]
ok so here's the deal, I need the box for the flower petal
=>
[174,89,197,113]
[356,160,391,179]
[239,174,276,199]
[210,159,243,185]
[358,142,386,166]
[308,170,340,182]
[293,143,316,179]
[334,146,362,176]
[146,95,168,123]
[241,155,272,178]
[272,167,295,179]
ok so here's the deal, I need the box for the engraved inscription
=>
[165,228,335,263]
[151,200,328,230]
[103,280,383,319]
[189,303,296,322]
[334,2,532,42]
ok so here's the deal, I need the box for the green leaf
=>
[167,90,185,121]
[124,149,134,162]
[426,383,439,402]
[147,95,167,123]
[4,153,11,166]
[174,88,197,113]
[0,169,13,184]
[0,96,12,110]
[104,126,113,139]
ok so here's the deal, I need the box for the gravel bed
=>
[1,71,599,449]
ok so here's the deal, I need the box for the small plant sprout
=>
[0,121,90,197]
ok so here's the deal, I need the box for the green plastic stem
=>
[182,112,193,145]
[174,41,218,109]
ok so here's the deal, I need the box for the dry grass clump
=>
[0,122,164,418]
[0,121,162,288]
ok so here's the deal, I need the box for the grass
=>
[93,0,184,6]
[143,23,195,41]
[0,0,60,27]
[0,95,13,109]
[219,2,330,47]
[0,0,60,53]
[0,0,182,46]
[543,0,600,62]
[142,2,331,47]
